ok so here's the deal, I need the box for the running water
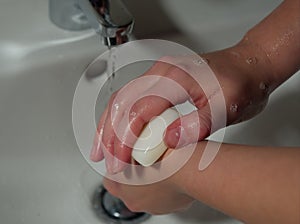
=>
[107,45,117,94]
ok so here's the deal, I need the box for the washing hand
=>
[89,1,300,222]
[90,0,299,175]
[90,40,274,174]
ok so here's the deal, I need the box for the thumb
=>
[164,106,212,148]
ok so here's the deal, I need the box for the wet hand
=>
[102,171,194,215]
[90,41,271,174]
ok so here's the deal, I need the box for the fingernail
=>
[164,126,187,148]
[90,131,104,162]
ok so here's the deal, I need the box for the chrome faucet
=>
[49,0,134,46]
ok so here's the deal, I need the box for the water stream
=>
[107,46,117,94]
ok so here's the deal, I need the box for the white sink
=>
[1,0,299,224]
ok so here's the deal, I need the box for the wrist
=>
[236,0,300,92]
[169,142,207,198]
[200,44,271,124]
[236,33,280,94]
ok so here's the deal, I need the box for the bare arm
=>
[173,142,300,224]
[92,0,300,174]
[104,143,300,223]
[102,1,300,222]
[241,0,300,89]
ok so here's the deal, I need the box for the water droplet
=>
[99,127,104,136]
[259,82,267,90]
[192,59,202,65]
[192,57,208,66]
[130,111,137,117]
[114,103,120,110]
[246,57,257,65]
[189,122,198,129]
[230,104,238,113]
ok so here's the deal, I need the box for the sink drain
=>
[93,185,151,223]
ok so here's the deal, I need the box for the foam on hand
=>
[132,108,180,167]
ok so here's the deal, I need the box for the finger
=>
[113,95,172,173]
[103,61,180,173]
[102,92,120,174]
[102,88,161,174]
[103,58,206,173]
[101,60,172,159]
[90,106,109,162]
[142,57,173,77]
[112,64,204,172]
[102,177,120,198]
[164,105,212,148]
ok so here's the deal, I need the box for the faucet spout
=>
[76,0,134,46]
[49,0,134,46]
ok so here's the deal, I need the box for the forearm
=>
[173,142,300,223]
[238,0,300,91]
[176,3,300,221]
[198,0,300,126]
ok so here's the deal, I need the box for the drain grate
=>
[92,185,151,224]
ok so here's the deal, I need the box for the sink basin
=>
[1,0,299,224]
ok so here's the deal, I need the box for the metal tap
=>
[49,0,134,46]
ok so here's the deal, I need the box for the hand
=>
[103,173,194,215]
[103,141,300,221]
[91,40,272,174]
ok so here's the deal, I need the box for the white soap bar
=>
[132,108,180,167]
